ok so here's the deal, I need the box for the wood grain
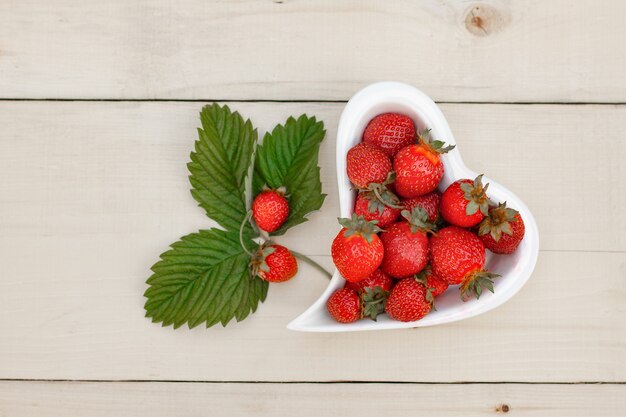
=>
[1,381,625,417]
[1,0,625,102]
[0,101,624,382]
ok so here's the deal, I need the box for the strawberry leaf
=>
[253,115,326,235]
[144,228,268,329]
[188,104,257,234]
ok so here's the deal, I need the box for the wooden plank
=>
[0,101,624,382]
[0,101,623,252]
[1,381,625,417]
[1,0,625,102]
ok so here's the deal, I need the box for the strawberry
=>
[252,244,298,283]
[402,191,441,223]
[380,207,435,279]
[385,277,432,322]
[440,175,490,228]
[331,214,384,283]
[429,226,499,300]
[327,287,389,323]
[415,265,449,297]
[354,184,401,228]
[252,188,289,233]
[478,202,525,254]
[344,268,394,292]
[346,143,392,188]
[327,288,361,323]
[393,130,454,198]
[362,113,416,156]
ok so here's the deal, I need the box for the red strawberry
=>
[331,215,384,283]
[385,277,432,322]
[429,226,499,300]
[402,191,441,223]
[346,143,392,188]
[327,288,361,323]
[393,130,454,198]
[380,207,434,279]
[354,185,401,228]
[478,202,525,254]
[253,244,298,283]
[327,287,389,323]
[344,268,394,292]
[440,175,490,228]
[363,113,416,156]
[252,189,289,233]
[415,265,449,297]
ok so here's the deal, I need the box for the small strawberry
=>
[380,207,435,279]
[327,288,361,323]
[478,202,525,254]
[346,143,392,188]
[415,265,449,297]
[331,214,384,283]
[402,191,441,223]
[393,130,454,198]
[327,287,389,323]
[385,277,432,322]
[362,113,416,156]
[440,175,490,228]
[252,188,289,233]
[354,184,401,228]
[252,244,298,283]
[344,268,394,292]
[429,226,499,300]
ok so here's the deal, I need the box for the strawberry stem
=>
[290,250,332,279]
[373,186,404,209]
[239,210,256,257]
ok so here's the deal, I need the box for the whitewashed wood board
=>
[1,0,625,102]
[0,101,624,382]
[1,381,625,417]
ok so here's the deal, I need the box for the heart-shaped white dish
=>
[288,82,539,332]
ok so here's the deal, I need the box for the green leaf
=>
[144,228,268,329]
[253,115,326,235]
[188,104,256,234]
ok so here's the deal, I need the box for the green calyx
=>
[459,174,492,217]
[413,268,436,309]
[249,242,275,279]
[478,201,519,242]
[460,271,500,301]
[338,213,383,244]
[358,172,403,213]
[361,286,389,321]
[400,207,437,234]
[417,129,455,154]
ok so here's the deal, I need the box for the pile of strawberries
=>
[327,113,526,323]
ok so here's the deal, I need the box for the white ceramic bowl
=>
[288,82,539,332]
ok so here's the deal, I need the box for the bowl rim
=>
[287,81,539,332]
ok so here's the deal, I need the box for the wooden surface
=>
[1,1,625,416]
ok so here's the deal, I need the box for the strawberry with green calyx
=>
[250,243,298,283]
[252,186,289,233]
[346,143,392,188]
[327,286,390,323]
[380,207,436,279]
[415,265,449,297]
[344,268,394,292]
[385,277,432,322]
[402,191,441,223]
[331,214,384,283]
[478,202,526,254]
[363,113,416,157]
[429,226,500,301]
[354,181,402,228]
[394,129,455,198]
[441,174,491,228]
